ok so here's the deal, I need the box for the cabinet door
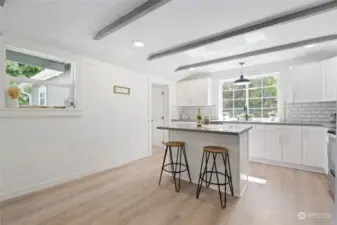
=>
[265,128,283,161]
[189,78,211,106]
[290,63,323,103]
[283,130,302,164]
[303,127,325,168]
[322,58,337,101]
[249,126,265,158]
[176,82,190,106]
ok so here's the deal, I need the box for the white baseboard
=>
[0,154,149,202]
[249,157,326,174]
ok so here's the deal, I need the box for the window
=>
[5,47,75,109]
[222,75,277,119]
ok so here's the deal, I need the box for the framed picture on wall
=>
[114,85,130,95]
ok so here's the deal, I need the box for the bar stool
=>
[196,146,234,208]
[159,141,192,192]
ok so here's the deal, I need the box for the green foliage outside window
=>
[6,60,44,105]
[222,75,277,118]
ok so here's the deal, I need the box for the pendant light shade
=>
[234,62,250,86]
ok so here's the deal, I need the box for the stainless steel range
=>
[327,129,336,199]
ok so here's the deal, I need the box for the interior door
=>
[152,87,164,147]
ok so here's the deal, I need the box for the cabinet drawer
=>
[265,125,301,133]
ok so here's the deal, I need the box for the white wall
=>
[0,35,171,200]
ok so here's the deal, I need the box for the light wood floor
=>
[0,151,332,225]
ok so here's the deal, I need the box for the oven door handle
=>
[330,169,335,178]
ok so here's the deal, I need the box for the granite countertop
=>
[171,119,325,127]
[157,124,253,135]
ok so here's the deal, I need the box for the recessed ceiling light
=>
[189,68,195,71]
[133,41,144,48]
[244,32,267,43]
[305,44,316,48]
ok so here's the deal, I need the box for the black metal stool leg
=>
[206,156,216,188]
[223,152,234,196]
[212,153,226,208]
[196,152,211,199]
[168,146,178,189]
[159,145,169,185]
[182,146,192,183]
[173,146,183,192]
[196,151,205,198]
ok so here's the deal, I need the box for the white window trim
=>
[219,72,280,120]
[1,45,81,118]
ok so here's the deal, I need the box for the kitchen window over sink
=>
[222,75,277,119]
[4,47,76,110]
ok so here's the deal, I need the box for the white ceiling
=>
[3,0,337,81]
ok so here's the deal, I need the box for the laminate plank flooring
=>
[0,151,332,225]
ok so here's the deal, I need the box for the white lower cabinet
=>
[302,127,326,168]
[282,128,302,164]
[265,128,283,161]
[249,125,324,172]
[249,126,265,158]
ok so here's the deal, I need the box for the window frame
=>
[0,45,81,118]
[220,73,279,120]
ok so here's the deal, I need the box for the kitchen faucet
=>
[244,104,248,121]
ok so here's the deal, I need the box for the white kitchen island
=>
[157,123,252,197]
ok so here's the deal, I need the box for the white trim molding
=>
[0,108,82,118]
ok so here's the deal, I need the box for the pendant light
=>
[234,62,250,86]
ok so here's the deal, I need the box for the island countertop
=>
[157,124,253,135]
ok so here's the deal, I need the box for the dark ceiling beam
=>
[94,0,173,40]
[148,0,337,60]
[174,34,337,71]
[0,0,5,7]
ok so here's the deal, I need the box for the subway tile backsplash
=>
[285,101,336,123]
[171,106,217,120]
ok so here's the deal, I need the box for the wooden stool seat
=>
[204,146,228,153]
[165,141,185,147]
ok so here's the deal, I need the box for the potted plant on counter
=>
[268,111,277,121]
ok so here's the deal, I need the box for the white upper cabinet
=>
[176,81,190,106]
[176,78,212,106]
[289,62,323,103]
[287,58,337,103]
[322,57,337,101]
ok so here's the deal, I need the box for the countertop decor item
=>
[203,116,211,125]
[268,111,277,121]
[114,85,130,95]
[7,87,21,108]
[196,108,203,127]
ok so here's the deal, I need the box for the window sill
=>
[0,108,82,118]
